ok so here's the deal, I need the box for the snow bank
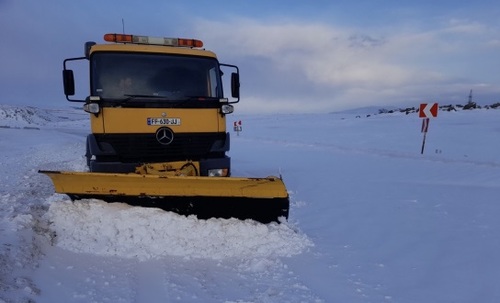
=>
[45,197,313,262]
[0,104,86,128]
[0,105,54,128]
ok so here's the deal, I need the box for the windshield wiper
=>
[113,94,168,106]
[123,94,167,99]
[180,96,220,101]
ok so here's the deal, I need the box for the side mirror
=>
[231,72,240,99]
[63,69,75,96]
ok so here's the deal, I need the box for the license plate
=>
[147,117,181,126]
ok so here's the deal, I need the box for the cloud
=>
[197,20,407,90]
[442,18,485,34]
[194,17,500,113]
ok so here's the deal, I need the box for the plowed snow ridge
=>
[45,196,313,261]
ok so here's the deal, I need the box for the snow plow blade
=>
[39,170,289,223]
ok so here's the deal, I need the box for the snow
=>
[1,104,500,302]
[46,199,311,261]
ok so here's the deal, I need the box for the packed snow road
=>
[2,105,500,302]
[1,106,316,302]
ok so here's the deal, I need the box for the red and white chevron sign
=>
[419,103,439,118]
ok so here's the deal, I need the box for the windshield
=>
[90,52,222,101]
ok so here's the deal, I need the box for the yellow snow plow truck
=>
[40,33,289,223]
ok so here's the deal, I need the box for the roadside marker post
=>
[419,103,438,154]
[420,118,430,154]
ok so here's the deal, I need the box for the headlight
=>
[221,104,234,114]
[208,168,229,177]
[83,103,100,114]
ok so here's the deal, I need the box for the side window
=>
[208,67,219,97]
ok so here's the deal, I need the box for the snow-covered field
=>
[1,104,500,302]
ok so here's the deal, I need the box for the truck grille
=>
[95,133,227,162]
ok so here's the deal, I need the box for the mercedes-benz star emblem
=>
[155,127,174,145]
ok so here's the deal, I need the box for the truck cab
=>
[63,33,240,176]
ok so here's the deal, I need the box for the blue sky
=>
[1,0,499,113]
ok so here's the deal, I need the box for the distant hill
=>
[332,101,500,118]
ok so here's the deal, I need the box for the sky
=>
[1,0,500,113]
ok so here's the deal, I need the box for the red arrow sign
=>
[419,103,438,118]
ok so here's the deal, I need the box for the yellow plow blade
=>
[39,170,289,223]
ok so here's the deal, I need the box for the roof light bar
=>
[103,33,203,48]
